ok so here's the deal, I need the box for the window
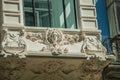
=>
[23,0,77,29]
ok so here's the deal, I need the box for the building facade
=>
[0,0,108,59]
[0,0,115,80]
[102,0,120,80]
[106,0,120,61]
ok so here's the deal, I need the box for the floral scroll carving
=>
[63,34,80,45]
[24,28,107,60]
[81,33,107,60]
[1,29,27,58]
[25,29,81,56]
[26,32,43,42]
[43,29,81,55]
[1,28,108,59]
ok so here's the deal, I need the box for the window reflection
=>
[35,0,50,27]
[24,0,34,26]
[24,0,77,29]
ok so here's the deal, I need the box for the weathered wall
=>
[0,56,109,80]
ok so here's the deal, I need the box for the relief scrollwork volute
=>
[43,29,81,55]
[1,29,27,58]
[26,32,43,42]
[63,34,80,45]
[81,33,107,60]
[81,34,106,53]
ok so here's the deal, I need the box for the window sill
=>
[24,26,80,34]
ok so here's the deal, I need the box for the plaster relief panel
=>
[1,29,27,58]
[44,29,81,55]
[81,34,107,60]
[0,28,108,60]
[81,7,96,17]
[25,29,82,56]
[82,19,97,28]
[5,15,20,24]
[24,28,107,60]
[25,31,46,52]
[4,2,19,12]
[80,0,94,5]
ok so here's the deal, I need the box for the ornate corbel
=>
[1,29,27,58]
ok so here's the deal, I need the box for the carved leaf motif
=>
[26,32,43,42]
[63,34,80,45]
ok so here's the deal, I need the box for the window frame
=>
[23,0,79,29]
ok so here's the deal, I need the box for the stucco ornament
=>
[81,33,107,60]
[44,29,81,55]
[46,29,63,44]
[63,34,80,45]
[1,29,27,58]
[46,29,64,55]
[26,32,43,42]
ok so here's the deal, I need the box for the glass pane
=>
[25,12,35,26]
[23,0,77,28]
[35,0,50,27]
[64,0,76,29]
[24,0,32,7]
[24,0,34,26]
[50,0,65,28]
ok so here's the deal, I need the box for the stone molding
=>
[0,28,109,60]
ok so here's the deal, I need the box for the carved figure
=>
[46,29,63,44]
[81,33,107,60]
[46,29,63,55]
[38,29,81,55]
[1,29,27,58]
